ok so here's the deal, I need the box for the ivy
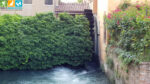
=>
[0,13,93,70]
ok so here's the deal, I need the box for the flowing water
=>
[0,67,110,84]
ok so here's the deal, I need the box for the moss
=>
[106,57,114,69]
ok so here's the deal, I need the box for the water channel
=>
[0,66,110,84]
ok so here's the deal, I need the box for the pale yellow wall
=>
[0,0,57,16]
[108,0,150,12]
[131,0,150,4]
[108,0,122,12]
[96,0,108,65]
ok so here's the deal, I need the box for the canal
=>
[0,66,110,84]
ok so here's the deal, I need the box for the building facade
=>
[0,0,59,16]
[93,0,150,69]
[83,0,93,9]
[55,3,89,15]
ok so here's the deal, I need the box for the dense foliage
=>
[105,2,150,65]
[78,0,83,3]
[0,13,93,70]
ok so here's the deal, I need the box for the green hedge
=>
[0,13,93,70]
[105,2,150,65]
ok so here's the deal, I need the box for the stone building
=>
[83,0,93,9]
[0,0,90,16]
[0,0,59,16]
[93,0,150,84]
[55,2,89,15]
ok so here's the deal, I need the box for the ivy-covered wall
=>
[106,47,150,84]
[103,1,150,84]
[0,13,93,70]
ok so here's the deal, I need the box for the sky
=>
[61,0,78,3]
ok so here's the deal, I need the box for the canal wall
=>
[93,0,150,79]
[104,48,150,84]
[92,0,150,83]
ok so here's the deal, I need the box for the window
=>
[45,0,53,5]
[24,0,32,4]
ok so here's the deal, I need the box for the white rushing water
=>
[0,67,110,84]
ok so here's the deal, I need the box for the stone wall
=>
[106,48,150,84]
[139,62,150,84]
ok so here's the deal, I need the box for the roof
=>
[55,3,90,14]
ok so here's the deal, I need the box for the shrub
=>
[105,3,150,65]
[0,13,93,70]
